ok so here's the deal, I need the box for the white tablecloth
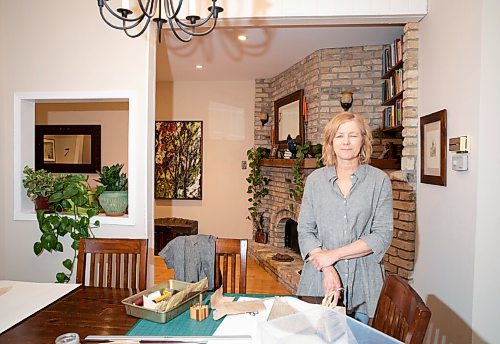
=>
[0,280,79,334]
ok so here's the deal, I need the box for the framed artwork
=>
[43,138,56,162]
[155,121,203,199]
[420,109,447,186]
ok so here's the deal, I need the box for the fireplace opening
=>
[284,219,300,254]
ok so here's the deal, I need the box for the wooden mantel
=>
[260,158,400,170]
[259,158,318,169]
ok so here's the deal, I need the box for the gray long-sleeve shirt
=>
[297,164,393,317]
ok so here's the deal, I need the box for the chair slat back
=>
[76,238,148,290]
[214,238,247,294]
[372,274,431,344]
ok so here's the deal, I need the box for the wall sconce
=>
[259,112,269,126]
[340,91,353,111]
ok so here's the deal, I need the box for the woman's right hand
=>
[322,266,342,306]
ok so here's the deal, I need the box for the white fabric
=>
[0,280,79,334]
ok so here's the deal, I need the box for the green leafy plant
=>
[95,163,128,195]
[246,147,270,232]
[34,174,100,283]
[289,143,324,212]
[22,166,55,201]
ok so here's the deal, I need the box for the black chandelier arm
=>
[167,17,193,42]
[163,0,184,20]
[174,18,218,37]
[124,17,152,38]
[99,7,147,30]
[101,0,152,23]
[135,0,158,19]
[174,1,219,28]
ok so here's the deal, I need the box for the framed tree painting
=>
[155,121,203,199]
[420,109,447,186]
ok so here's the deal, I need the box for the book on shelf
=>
[382,70,403,102]
[382,36,404,75]
[382,99,404,129]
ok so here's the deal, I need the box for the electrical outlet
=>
[241,161,247,170]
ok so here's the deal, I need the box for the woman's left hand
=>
[308,250,338,271]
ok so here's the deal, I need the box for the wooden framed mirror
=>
[273,89,305,149]
[35,125,101,173]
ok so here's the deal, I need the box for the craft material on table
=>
[210,287,266,321]
[0,280,79,334]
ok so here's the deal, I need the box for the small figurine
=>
[287,134,297,159]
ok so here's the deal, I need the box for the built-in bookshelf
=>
[382,37,404,132]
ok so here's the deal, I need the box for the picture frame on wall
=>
[43,138,56,162]
[155,121,203,200]
[420,109,447,186]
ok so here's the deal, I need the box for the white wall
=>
[472,0,500,342]
[416,0,499,342]
[155,81,255,239]
[0,1,152,282]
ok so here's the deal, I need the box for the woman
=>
[297,112,393,323]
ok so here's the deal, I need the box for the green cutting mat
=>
[127,294,271,336]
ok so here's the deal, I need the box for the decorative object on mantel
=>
[96,164,128,216]
[34,174,100,283]
[271,253,294,262]
[340,91,354,111]
[96,0,224,43]
[22,166,55,213]
[155,121,203,200]
[287,134,298,159]
[246,147,270,244]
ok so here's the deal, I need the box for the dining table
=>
[0,285,400,344]
[0,286,137,343]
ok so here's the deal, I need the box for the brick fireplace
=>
[251,23,419,286]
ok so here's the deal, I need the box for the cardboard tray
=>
[122,279,206,323]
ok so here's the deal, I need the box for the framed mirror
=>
[35,125,101,173]
[274,89,305,149]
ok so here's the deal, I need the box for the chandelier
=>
[97,0,224,43]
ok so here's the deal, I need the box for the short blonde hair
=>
[322,112,373,166]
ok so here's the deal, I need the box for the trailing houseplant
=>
[246,147,270,243]
[95,163,128,216]
[22,166,55,212]
[289,143,324,212]
[34,173,100,283]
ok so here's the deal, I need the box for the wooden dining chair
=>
[372,274,431,344]
[76,238,148,290]
[214,238,248,294]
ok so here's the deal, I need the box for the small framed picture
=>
[43,138,56,162]
[420,109,447,186]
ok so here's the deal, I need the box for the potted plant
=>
[22,165,55,212]
[95,163,128,216]
[246,147,270,243]
[34,173,100,283]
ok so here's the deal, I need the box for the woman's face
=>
[332,120,363,163]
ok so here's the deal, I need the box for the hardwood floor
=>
[154,255,291,295]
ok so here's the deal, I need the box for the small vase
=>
[34,196,52,213]
[98,191,128,216]
[255,229,267,244]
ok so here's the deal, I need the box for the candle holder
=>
[340,91,353,111]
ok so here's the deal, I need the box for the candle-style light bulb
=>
[122,0,130,10]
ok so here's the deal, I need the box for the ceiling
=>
[156,25,404,82]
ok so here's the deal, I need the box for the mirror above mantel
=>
[274,89,305,149]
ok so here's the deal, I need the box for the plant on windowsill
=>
[22,166,55,213]
[34,174,100,283]
[95,163,128,217]
[289,143,324,212]
[246,147,270,244]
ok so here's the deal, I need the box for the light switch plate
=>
[452,154,468,171]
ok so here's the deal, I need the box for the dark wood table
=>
[0,286,138,344]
